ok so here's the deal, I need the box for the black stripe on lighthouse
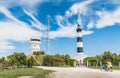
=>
[77,37,82,42]
[77,47,83,53]
[77,28,82,32]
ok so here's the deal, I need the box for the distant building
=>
[30,36,41,54]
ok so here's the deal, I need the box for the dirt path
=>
[37,66,120,78]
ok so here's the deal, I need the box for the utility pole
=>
[46,15,50,54]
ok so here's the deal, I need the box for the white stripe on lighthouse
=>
[77,42,83,47]
[77,33,82,37]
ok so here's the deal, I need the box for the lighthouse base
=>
[74,53,87,65]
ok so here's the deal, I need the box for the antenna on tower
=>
[46,15,50,54]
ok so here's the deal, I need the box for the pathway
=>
[37,66,120,78]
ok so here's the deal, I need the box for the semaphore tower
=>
[30,36,41,54]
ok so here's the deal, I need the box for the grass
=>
[90,66,120,70]
[0,68,52,78]
[112,66,120,70]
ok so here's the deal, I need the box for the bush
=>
[42,54,75,67]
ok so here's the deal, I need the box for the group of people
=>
[101,60,112,72]
[76,60,113,72]
[76,60,83,67]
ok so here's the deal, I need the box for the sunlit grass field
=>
[0,68,52,78]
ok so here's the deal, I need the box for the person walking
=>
[79,60,83,67]
[101,62,107,71]
[106,60,112,72]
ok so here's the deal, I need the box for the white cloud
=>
[0,0,48,9]
[50,25,93,39]
[0,41,15,53]
[111,0,120,4]
[66,0,94,17]
[65,11,72,17]
[0,5,20,22]
[0,5,45,31]
[0,21,40,54]
[52,0,95,39]
[0,6,41,55]
[82,30,93,35]
[56,15,64,27]
[50,26,76,39]
[19,0,46,6]
[0,0,64,10]
[62,0,120,30]
[0,21,39,41]
[23,9,46,30]
[77,14,82,25]
[96,8,120,28]
[87,20,94,29]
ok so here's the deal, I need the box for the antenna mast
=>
[46,15,50,54]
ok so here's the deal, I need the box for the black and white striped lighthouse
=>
[74,24,86,63]
[76,24,83,53]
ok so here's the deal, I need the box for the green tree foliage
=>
[67,59,76,66]
[0,57,8,67]
[64,54,70,65]
[53,54,65,66]
[27,57,36,68]
[33,51,45,65]
[84,51,120,66]
[112,53,120,65]
[84,57,97,67]
[42,54,75,67]
[7,52,27,66]
[33,51,45,55]
[43,55,54,66]
[102,51,113,62]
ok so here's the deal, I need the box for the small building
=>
[30,36,41,54]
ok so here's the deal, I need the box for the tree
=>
[102,51,113,62]
[33,51,45,55]
[84,51,120,67]
[64,54,70,65]
[7,52,27,66]
[113,53,120,65]
[53,54,65,66]
[0,57,8,67]
[84,57,97,67]
[67,59,76,66]
[42,55,54,66]
[95,55,102,66]
[42,54,75,67]
[27,57,36,68]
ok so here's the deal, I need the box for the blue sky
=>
[0,0,120,57]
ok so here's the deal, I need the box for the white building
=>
[74,24,87,64]
[30,36,41,54]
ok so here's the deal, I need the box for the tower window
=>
[34,45,36,47]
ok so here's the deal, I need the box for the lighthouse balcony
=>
[30,41,41,44]
[31,39,40,41]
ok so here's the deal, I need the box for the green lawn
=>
[90,66,120,70]
[0,68,52,78]
[112,66,120,70]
